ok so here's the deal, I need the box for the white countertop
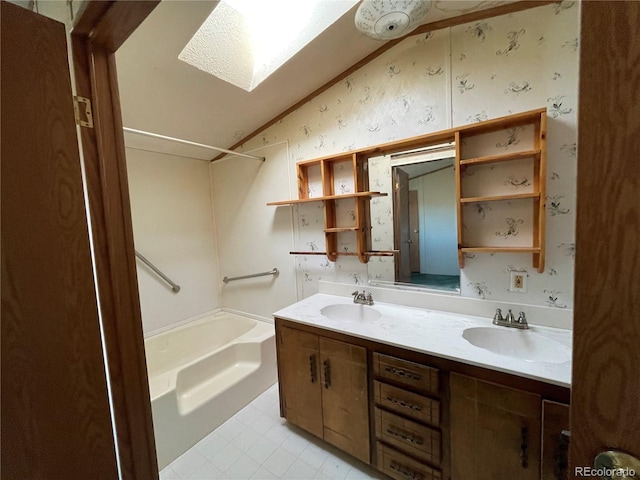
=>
[274,293,572,388]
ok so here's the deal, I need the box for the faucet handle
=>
[493,308,504,323]
[517,311,528,325]
[366,293,374,305]
[505,309,516,323]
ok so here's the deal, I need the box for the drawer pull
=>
[323,359,330,389]
[390,461,423,480]
[386,395,423,412]
[521,426,529,468]
[309,355,316,383]
[387,427,424,446]
[385,366,421,381]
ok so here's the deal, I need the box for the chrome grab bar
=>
[134,250,181,293]
[223,268,279,284]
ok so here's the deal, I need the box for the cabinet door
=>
[278,327,323,438]
[542,401,570,480]
[451,373,541,480]
[319,337,370,463]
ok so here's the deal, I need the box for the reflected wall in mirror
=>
[368,145,460,292]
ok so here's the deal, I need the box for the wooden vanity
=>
[275,315,570,480]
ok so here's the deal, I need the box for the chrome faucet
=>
[493,308,529,329]
[352,290,374,305]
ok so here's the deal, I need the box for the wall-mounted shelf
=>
[266,191,387,206]
[289,251,397,257]
[460,192,541,204]
[460,247,541,254]
[459,149,541,167]
[268,153,393,263]
[456,108,547,272]
[324,227,359,233]
[269,108,547,271]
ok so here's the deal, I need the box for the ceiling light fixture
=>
[354,0,432,40]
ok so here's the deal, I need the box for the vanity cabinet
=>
[450,373,542,480]
[276,325,370,463]
[275,317,570,480]
[541,401,570,480]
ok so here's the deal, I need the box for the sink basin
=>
[320,304,381,322]
[462,327,570,364]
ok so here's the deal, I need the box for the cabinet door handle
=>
[386,395,423,412]
[323,359,330,389]
[387,427,424,446]
[385,366,421,381]
[309,355,316,383]
[390,461,423,480]
[554,430,570,480]
[521,426,529,468]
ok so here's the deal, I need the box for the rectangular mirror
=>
[368,144,460,292]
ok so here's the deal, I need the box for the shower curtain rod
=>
[123,127,265,162]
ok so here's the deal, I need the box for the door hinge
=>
[73,95,93,128]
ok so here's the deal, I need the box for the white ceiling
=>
[116,0,518,158]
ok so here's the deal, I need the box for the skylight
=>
[179,0,357,92]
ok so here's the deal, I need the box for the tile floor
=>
[160,383,385,480]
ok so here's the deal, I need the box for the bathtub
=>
[144,310,277,469]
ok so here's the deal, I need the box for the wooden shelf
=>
[456,108,547,272]
[460,192,540,204]
[269,108,547,270]
[267,191,387,206]
[324,227,359,233]
[460,247,541,253]
[459,149,540,167]
[289,251,396,257]
[268,153,381,263]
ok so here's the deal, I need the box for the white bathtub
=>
[144,311,277,469]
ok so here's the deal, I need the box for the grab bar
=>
[134,250,181,293]
[223,268,279,284]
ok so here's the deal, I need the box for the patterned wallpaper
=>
[236,2,579,309]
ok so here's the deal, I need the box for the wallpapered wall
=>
[237,2,579,309]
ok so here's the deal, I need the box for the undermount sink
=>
[462,327,570,364]
[320,304,381,322]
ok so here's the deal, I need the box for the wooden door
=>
[408,190,420,272]
[277,327,323,438]
[450,374,541,480]
[571,1,640,472]
[1,3,118,478]
[319,337,370,464]
[393,168,411,283]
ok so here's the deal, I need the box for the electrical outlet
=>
[509,270,527,293]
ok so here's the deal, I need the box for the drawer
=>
[375,408,441,465]
[376,442,442,480]
[374,381,440,426]
[373,353,439,394]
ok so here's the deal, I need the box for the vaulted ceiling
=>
[115,0,526,157]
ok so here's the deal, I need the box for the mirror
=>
[368,144,460,292]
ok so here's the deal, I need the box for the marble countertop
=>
[274,293,572,388]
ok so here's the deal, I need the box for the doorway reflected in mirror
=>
[369,145,460,292]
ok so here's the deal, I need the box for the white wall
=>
[210,142,298,319]
[233,3,579,309]
[410,167,458,276]
[126,149,220,335]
